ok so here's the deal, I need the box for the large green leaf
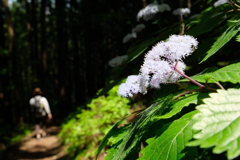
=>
[236,34,240,42]
[187,88,240,159]
[180,62,240,84]
[200,20,240,63]
[103,96,174,160]
[95,117,126,159]
[139,111,198,160]
[101,92,209,159]
[186,11,225,37]
[188,38,215,62]
[156,93,209,120]
[127,38,153,63]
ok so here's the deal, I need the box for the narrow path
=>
[8,126,67,160]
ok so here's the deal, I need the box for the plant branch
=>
[231,0,240,8]
[173,89,200,100]
[176,81,188,90]
[173,86,216,100]
[174,66,205,88]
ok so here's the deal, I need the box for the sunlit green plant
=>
[58,85,142,159]
[96,1,240,160]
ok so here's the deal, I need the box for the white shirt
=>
[29,95,51,115]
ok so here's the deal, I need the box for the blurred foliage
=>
[0,124,31,159]
[2,0,240,159]
[93,0,240,160]
[58,84,145,159]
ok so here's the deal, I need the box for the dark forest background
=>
[3,0,240,159]
[0,0,147,124]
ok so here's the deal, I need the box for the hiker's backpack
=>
[33,97,46,117]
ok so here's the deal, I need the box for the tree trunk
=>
[0,2,5,48]
[40,0,47,86]
[3,0,17,124]
[56,0,73,116]
[3,0,14,53]
[31,0,41,81]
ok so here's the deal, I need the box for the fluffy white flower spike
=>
[137,2,171,21]
[165,35,198,60]
[123,24,145,44]
[132,24,146,33]
[140,35,197,90]
[108,55,128,67]
[118,75,142,97]
[123,32,137,43]
[173,8,190,16]
[214,0,228,7]
[118,35,198,97]
[144,35,198,61]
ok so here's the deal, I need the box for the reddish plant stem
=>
[173,62,205,88]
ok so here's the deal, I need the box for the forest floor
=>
[7,126,68,160]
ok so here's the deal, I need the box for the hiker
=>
[29,87,52,140]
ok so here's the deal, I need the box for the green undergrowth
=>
[58,84,144,160]
[0,123,32,159]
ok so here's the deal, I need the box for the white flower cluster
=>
[214,0,228,7]
[137,2,171,21]
[173,8,190,16]
[118,35,198,97]
[123,32,137,43]
[123,24,145,43]
[118,75,142,97]
[108,55,128,67]
[190,14,200,19]
[132,24,145,33]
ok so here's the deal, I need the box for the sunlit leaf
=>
[180,62,240,84]
[139,111,198,160]
[186,11,225,37]
[103,96,174,160]
[187,88,240,159]
[236,34,240,42]
[158,93,209,119]
[200,20,240,63]
[96,117,126,159]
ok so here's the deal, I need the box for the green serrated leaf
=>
[157,93,208,119]
[128,46,148,62]
[186,11,225,37]
[104,126,131,160]
[97,79,122,96]
[127,38,153,63]
[95,117,126,159]
[236,34,240,42]
[187,88,240,160]
[200,20,240,63]
[189,38,215,62]
[180,62,240,84]
[139,111,198,160]
[179,67,218,83]
[104,96,174,160]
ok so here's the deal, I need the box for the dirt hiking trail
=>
[7,126,67,160]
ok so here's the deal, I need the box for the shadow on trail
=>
[7,126,68,160]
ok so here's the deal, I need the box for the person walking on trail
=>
[29,87,52,140]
